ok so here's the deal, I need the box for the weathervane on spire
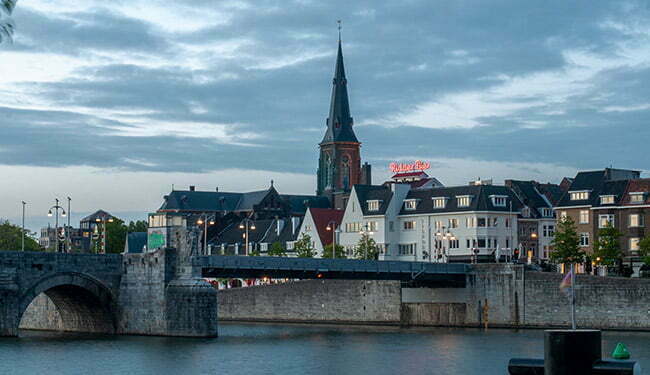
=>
[337,20,341,42]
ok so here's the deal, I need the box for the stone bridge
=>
[0,249,470,338]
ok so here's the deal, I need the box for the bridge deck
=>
[195,256,469,287]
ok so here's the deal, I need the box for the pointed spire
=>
[321,21,358,144]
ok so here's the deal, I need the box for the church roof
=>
[320,40,359,144]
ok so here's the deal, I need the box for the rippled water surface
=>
[0,323,647,374]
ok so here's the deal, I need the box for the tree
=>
[593,223,623,266]
[105,218,127,254]
[267,241,287,257]
[637,237,650,266]
[323,243,346,259]
[0,1,17,44]
[550,216,585,265]
[354,233,379,260]
[294,233,317,258]
[0,220,41,251]
[128,220,148,233]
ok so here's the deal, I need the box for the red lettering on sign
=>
[389,160,431,173]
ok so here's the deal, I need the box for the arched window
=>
[341,155,350,190]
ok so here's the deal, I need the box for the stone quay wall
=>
[218,279,401,324]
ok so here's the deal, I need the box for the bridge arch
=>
[17,272,117,335]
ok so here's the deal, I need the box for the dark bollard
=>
[592,360,642,375]
[508,358,544,374]
[544,329,602,375]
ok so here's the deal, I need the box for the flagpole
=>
[570,263,576,330]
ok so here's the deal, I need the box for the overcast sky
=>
[2,0,650,231]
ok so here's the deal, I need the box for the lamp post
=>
[95,216,114,254]
[325,221,340,259]
[21,201,26,251]
[47,198,66,252]
[529,232,538,264]
[434,226,455,263]
[197,214,216,255]
[239,218,256,256]
[66,197,71,253]
[359,223,374,260]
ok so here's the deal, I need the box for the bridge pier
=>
[0,291,20,337]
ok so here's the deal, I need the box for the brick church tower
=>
[317,36,370,200]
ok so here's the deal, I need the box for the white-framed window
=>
[541,208,553,217]
[490,195,507,207]
[629,193,645,204]
[449,239,459,249]
[305,224,312,232]
[286,241,294,250]
[579,210,589,224]
[477,218,487,227]
[598,214,615,228]
[521,207,531,217]
[403,221,416,231]
[345,222,361,233]
[579,233,589,247]
[404,199,418,210]
[629,214,644,228]
[434,220,444,230]
[570,191,589,201]
[457,195,472,207]
[398,243,416,255]
[630,237,640,251]
[600,195,615,205]
[560,211,568,220]
[448,218,459,228]
[432,197,447,209]
[466,217,476,228]
[543,225,555,237]
[367,221,378,232]
[367,200,380,211]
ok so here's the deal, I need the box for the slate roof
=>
[125,232,147,253]
[282,194,330,214]
[320,40,358,144]
[80,210,114,223]
[211,217,302,246]
[398,184,522,215]
[621,179,650,205]
[354,185,394,215]
[309,208,344,247]
[505,180,554,218]
[556,168,639,208]
[536,183,564,206]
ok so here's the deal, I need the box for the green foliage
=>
[294,233,317,258]
[354,233,379,260]
[267,241,287,257]
[323,243,346,259]
[105,218,127,254]
[593,223,623,266]
[249,249,261,256]
[128,220,148,233]
[0,219,41,251]
[550,216,585,265]
[637,237,650,266]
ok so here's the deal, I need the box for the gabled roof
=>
[556,168,638,207]
[354,185,393,215]
[399,185,522,215]
[621,178,650,205]
[505,180,553,218]
[80,209,113,223]
[309,208,344,247]
[320,40,358,144]
[536,183,564,206]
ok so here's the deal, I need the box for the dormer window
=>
[456,195,472,208]
[630,192,646,204]
[432,197,448,209]
[570,191,589,201]
[600,195,615,205]
[404,199,418,210]
[489,195,508,207]
[367,200,381,212]
[541,208,553,217]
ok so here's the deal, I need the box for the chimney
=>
[215,187,219,192]
[189,185,195,192]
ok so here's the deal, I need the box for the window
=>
[434,220,444,230]
[404,199,417,210]
[403,221,416,231]
[491,217,498,227]
[570,191,589,200]
[600,195,615,205]
[579,210,589,224]
[477,218,487,227]
[432,197,447,209]
[367,221,378,232]
[448,218,459,228]
[629,214,644,228]
[543,225,555,237]
[505,218,511,228]
[630,193,645,204]
[490,195,507,207]
[521,207,531,217]
[630,238,640,251]
[345,222,361,233]
[465,217,476,228]
[389,221,394,232]
[579,233,589,247]
[305,224,312,232]
[398,243,416,255]
[599,214,615,228]
[477,238,486,248]
[541,208,553,217]
[367,200,380,211]
[457,195,472,207]
[449,239,459,249]
[560,211,568,220]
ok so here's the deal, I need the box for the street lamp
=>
[21,201,26,252]
[239,218,256,255]
[325,221,340,259]
[434,226,455,263]
[66,197,71,253]
[47,198,66,253]
[95,216,114,254]
[197,214,216,255]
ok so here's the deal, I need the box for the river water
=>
[0,323,647,374]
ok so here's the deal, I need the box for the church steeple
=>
[320,35,358,144]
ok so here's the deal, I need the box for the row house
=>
[294,208,344,257]
[554,168,647,270]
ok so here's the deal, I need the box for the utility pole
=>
[21,201,26,251]
[67,197,71,253]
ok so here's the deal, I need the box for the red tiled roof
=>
[621,178,650,205]
[309,208,344,247]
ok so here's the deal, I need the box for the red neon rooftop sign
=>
[389,160,431,173]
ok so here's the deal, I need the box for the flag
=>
[559,267,573,298]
